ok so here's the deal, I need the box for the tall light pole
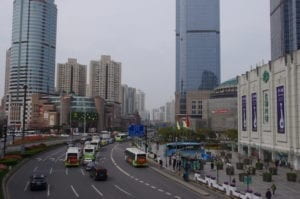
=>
[84,106,86,134]
[21,84,27,153]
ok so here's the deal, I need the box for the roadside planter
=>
[269,167,277,175]
[286,172,297,182]
[236,162,244,170]
[255,162,263,170]
[262,172,272,182]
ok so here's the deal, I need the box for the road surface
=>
[7,142,220,199]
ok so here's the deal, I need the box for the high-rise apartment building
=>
[175,0,220,116]
[57,58,87,96]
[90,55,121,103]
[270,0,300,60]
[8,0,57,127]
[135,90,145,114]
[121,84,136,116]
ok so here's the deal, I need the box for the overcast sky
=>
[0,0,270,110]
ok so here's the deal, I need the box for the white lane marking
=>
[43,156,50,161]
[135,178,139,181]
[35,158,42,161]
[49,168,53,175]
[47,184,50,197]
[174,196,181,199]
[70,185,79,198]
[33,167,38,172]
[65,168,68,175]
[139,180,144,183]
[158,189,164,192]
[91,184,104,197]
[114,185,133,196]
[165,192,172,196]
[24,181,29,192]
[110,145,130,177]
[145,183,150,186]
[151,186,156,189]
[80,168,85,176]
[56,154,65,162]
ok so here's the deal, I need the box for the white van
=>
[90,139,100,151]
[64,147,80,167]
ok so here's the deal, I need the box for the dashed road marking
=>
[91,184,104,197]
[135,178,139,181]
[33,167,38,172]
[81,169,85,176]
[65,168,68,175]
[47,184,50,197]
[158,189,164,192]
[151,186,156,189]
[174,196,182,199]
[139,180,144,183]
[70,185,79,198]
[114,185,133,197]
[49,168,53,175]
[165,192,172,196]
[24,181,29,192]
[145,183,150,186]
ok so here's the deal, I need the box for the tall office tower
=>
[90,55,121,103]
[8,0,57,127]
[176,0,220,115]
[270,0,300,60]
[57,58,87,96]
[4,48,11,99]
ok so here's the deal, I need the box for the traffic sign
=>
[128,125,145,137]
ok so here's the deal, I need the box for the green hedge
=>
[0,159,19,167]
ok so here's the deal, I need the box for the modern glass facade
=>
[10,0,57,102]
[8,0,57,125]
[176,0,220,114]
[271,0,300,60]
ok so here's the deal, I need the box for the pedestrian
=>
[173,158,176,170]
[271,184,276,195]
[211,161,214,170]
[265,188,272,199]
[232,178,236,185]
[169,156,172,167]
[178,160,182,171]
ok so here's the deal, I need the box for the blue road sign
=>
[128,125,145,137]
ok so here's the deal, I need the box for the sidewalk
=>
[147,142,300,199]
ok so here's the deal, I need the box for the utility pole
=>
[84,106,86,134]
[21,84,27,154]
[2,125,7,157]
[144,125,148,153]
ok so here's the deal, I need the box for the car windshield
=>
[85,149,93,153]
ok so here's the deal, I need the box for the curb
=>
[150,166,210,196]
[2,143,66,199]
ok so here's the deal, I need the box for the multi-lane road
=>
[7,142,220,199]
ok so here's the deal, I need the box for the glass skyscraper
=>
[271,0,300,60]
[8,0,57,126]
[176,0,220,114]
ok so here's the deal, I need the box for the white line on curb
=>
[91,184,103,197]
[114,185,133,196]
[70,185,79,198]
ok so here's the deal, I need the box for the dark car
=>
[89,164,107,181]
[30,174,47,191]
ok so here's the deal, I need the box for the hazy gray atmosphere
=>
[0,0,270,110]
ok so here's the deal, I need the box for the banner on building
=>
[251,93,257,132]
[277,86,285,134]
[263,90,270,125]
[242,95,247,131]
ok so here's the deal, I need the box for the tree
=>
[224,129,238,141]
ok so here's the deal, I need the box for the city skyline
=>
[0,0,270,110]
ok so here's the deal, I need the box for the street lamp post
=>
[21,85,27,154]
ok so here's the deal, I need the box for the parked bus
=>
[115,133,128,142]
[83,145,96,165]
[64,147,80,167]
[125,148,147,167]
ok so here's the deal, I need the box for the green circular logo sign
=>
[263,71,269,83]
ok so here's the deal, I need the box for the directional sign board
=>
[128,125,145,137]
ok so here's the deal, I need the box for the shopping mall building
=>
[238,50,300,170]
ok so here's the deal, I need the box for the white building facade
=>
[238,50,300,170]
